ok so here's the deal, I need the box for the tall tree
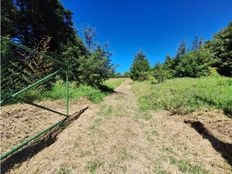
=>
[205,22,232,76]
[175,50,214,77]
[1,0,17,36]
[2,0,84,52]
[130,50,150,81]
[83,26,96,50]
[192,36,199,51]
[192,36,204,51]
[176,40,187,59]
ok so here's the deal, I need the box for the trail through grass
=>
[7,79,231,174]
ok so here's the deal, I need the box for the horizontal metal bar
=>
[0,69,62,105]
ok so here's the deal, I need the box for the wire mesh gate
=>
[0,38,69,160]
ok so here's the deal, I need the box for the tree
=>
[113,72,122,78]
[130,51,150,81]
[176,40,187,59]
[1,0,17,36]
[173,40,187,75]
[205,22,232,76]
[77,47,114,86]
[124,72,131,78]
[84,26,96,50]
[192,36,204,51]
[153,63,166,83]
[162,55,176,78]
[175,50,214,77]
[2,0,84,52]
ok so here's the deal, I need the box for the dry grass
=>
[4,79,232,174]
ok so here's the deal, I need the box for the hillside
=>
[3,79,231,174]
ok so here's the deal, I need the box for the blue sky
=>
[61,0,232,73]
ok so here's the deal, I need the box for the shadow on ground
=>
[185,120,232,166]
[1,107,88,174]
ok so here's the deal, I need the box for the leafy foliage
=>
[1,0,114,91]
[205,22,232,76]
[77,49,114,86]
[130,50,150,81]
[150,23,232,82]
[175,50,214,77]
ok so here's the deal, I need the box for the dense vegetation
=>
[1,0,114,91]
[133,77,232,115]
[129,23,231,115]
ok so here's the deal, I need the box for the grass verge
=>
[20,78,124,103]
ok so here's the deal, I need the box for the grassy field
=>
[132,76,232,115]
[22,78,124,103]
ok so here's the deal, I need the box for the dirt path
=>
[7,79,232,174]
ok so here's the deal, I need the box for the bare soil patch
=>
[1,99,89,156]
[181,111,232,166]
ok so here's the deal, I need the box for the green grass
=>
[117,147,133,160]
[57,164,71,174]
[103,78,124,90]
[132,77,232,114]
[22,80,106,103]
[170,157,208,174]
[86,160,102,174]
[21,78,124,103]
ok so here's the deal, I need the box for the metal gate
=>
[1,38,69,160]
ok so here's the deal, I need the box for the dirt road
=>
[6,79,232,174]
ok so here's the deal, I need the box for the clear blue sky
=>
[61,0,232,73]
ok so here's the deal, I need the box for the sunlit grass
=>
[132,77,232,114]
[103,78,124,90]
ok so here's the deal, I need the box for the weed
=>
[117,148,133,160]
[57,164,70,174]
[86,160,102,174]
[170,157,208,174]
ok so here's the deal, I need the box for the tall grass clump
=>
[132,77,232,114]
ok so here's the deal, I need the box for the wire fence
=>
[0,37,69,160]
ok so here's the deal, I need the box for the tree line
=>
[129,22,232,82]
[1,0,114,87]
